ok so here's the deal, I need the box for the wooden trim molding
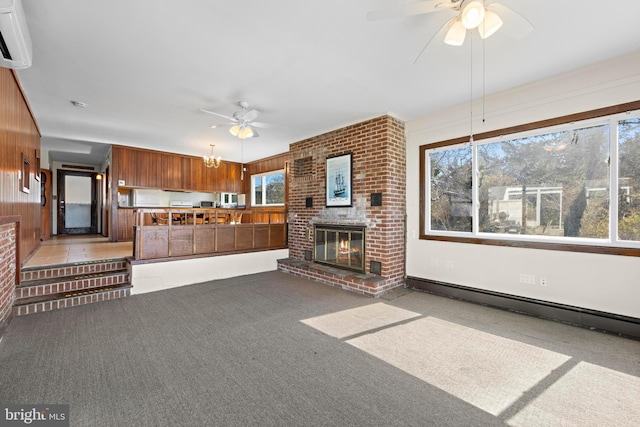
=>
[419,100,640,257]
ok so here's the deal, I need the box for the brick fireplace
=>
[314,224,365,273]
[277,115,406,297]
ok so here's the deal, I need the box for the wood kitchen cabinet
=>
[109,145,250,241]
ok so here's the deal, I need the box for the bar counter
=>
[132,208,286,260]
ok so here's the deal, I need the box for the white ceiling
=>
[15,0,640,166]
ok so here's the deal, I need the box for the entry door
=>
[58,170,97,234]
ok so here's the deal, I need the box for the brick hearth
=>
[278,115,406,297]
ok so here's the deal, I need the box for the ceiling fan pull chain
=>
[469,31,474,144]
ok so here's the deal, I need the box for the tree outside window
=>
[423,110,640,248]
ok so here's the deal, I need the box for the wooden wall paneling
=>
[0,69,41,263]
[109,147,121,241]
[116,209,135,241]
[247,152,288,175]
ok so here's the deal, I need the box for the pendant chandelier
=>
[203,144,221,168]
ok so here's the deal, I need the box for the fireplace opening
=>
[314,224,365,273]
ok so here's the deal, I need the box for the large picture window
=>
[420,102,640,254]
[252,170,285,206]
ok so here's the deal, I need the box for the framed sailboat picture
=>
[326,153,352,207]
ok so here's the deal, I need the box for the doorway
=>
[57,170,98,234]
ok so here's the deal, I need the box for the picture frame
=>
[20,152,31,194]
[34,149,41,182]
[325,153,352,207]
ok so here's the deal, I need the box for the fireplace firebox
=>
[314,224,365,273]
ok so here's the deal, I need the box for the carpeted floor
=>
[1,271,639,426]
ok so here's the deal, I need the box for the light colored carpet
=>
[507,361,640,427]
[347,316,571,415]
[301,302,421,338]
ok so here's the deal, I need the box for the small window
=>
[252,170,285,206]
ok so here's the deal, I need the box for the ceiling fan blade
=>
[209,122,235,129]
[413,18,455,64]
[367,0,459,21]
[250,121,271,129]
[199,108,237,122]
[242,109,260,122]
[487,3,534,40]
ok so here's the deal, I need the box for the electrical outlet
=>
[540,277,548,286]
[430,259,440,268]
[444,260,454,269]
[519,274,535,285]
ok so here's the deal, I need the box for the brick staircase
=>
[14,259,132,316]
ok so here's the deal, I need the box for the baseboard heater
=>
[405,276,640,340]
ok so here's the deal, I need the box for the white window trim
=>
[251,169,285,207]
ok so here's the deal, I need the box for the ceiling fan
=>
[367,0,533,63]
[200,101,269,139]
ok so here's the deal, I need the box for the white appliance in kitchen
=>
[131,189,161,207]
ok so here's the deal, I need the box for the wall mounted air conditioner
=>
[0,0,32,69]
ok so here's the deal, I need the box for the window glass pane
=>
[253,176,263,205]
[618,117,640,242]
[478,124,610,238]
[429,146,472,232]
[265,172,285,204]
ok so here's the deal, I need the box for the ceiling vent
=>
[0,0,32,69]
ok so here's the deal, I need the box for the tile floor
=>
[24,235,133,268]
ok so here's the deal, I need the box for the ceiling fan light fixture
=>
[478,10,503,39]
[461,1,485,29]
[238,126,254,139]
[229,125,241,137]
[444,19,467,46]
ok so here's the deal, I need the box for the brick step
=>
[12,283,133,316]
[20,258,128,283]
[15,269,129,300]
